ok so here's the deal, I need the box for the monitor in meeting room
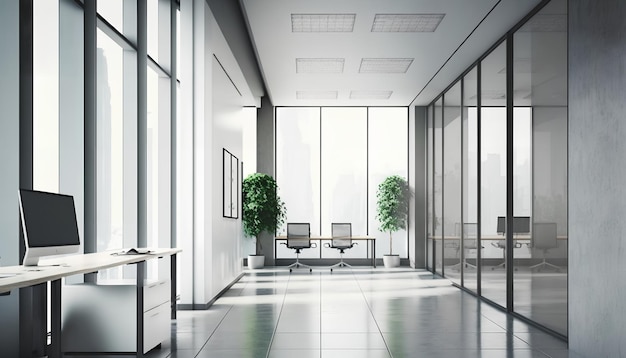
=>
[18,189,81,266]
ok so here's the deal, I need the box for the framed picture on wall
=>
[223,148,239,219]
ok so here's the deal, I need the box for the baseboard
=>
[177,271,245,311]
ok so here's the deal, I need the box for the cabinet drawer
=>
[144,280,170,311]
[143,301,170,353]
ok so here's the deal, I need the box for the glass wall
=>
[479,41,508,307]
[442,82,462,285]
[463,67,478,293]
[276,107,408,260]
[433,98,443,275]
[426,105,434,271]
[513,0,568,335]
[424,0,568,337]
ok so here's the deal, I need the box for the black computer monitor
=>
[496,216,531,235]
[513,216,530,234]
[497,216,506,234]
[18,189,81,266]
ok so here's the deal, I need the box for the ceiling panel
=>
[241,0,542,107]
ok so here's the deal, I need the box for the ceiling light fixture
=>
[359,58,414,73]
[372,14,445,32]
[296,58,345,74]
[291,14,356,32]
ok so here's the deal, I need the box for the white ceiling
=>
[240,0,543,107]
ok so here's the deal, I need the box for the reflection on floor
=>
[68,267,582,358]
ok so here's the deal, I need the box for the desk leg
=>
[50,279,61,358]
[136,260,146,358]
[372,240,376,268]
[171,254,177,319]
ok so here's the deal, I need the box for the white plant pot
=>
[248,255,265,269]
[383,255,400,268]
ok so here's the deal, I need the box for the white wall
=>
[179,0,255,306]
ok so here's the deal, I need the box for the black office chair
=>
[324,223,357,272]
[282,223,316,272]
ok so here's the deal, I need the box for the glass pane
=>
[433,98,443,275]
[147,0,159,62]
[33,0,59,193]
[276,107,321,259]
[97,0,123,33]
[443,82,462,285]
[463,66,479,292]
[97,29,137,280]
[480,41,507,307]
[427,105,434,271]
[368,107,408,259]
[320,108,367,259]
[513,0,568,336]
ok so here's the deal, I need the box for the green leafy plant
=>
[376,175,409,255]
[242,173,287,255]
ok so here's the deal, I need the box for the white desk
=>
[0,248,181,358]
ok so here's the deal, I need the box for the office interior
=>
[0,0,621,357]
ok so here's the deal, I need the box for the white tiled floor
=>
[74,267,584,358]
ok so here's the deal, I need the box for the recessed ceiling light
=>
[296,58,345,74]
[296,91,338,100]
[350,90,393,100]
[291,14,356,32]
[359,58,414,73]
[519,14,567,32]
[372,14,445,32]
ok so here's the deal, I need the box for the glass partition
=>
[513,0,568,336]
[427,105,434,271]
[433,98,443,275]
[443,82,462,284]
[463,67,479,293]
[480,41,507,307]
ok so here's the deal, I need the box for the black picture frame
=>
[223,148,239,219]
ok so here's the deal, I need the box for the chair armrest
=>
[323,243,331,248]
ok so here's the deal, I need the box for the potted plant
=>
[376,175,409,268]
[242,173,286,269]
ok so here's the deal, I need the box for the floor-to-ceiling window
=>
[276,107,408,261]
[424,0,568,337]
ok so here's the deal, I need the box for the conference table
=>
[0,248,181,358]
[275,236,377,267]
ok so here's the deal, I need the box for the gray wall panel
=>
[256,96,275,264]
[569,0,626,355]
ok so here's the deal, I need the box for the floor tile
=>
[271,332,321,349]
[156,268,573,358]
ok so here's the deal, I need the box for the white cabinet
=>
[62,280,170,354]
